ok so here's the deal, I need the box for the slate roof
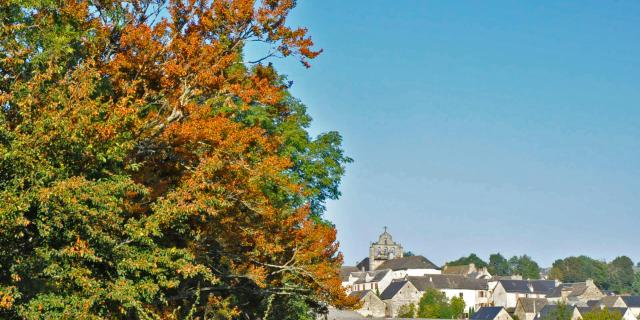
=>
[348,290,373,300]
[356,257,369,271]
[517,298,548,313]
[498,280,557,294]
[408,274,488,291]
[376,255,440,271]
[597,296,624,308]
[621,296,640,308]
[340,266,359,281]
[548,282,589,298]
[380,280,409,300]
[534,305,576,320]
[350,269,392,284]
[471,307,506,320]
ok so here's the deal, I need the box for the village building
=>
[379,280,422,318]
[546,279,604,306]
[344,268,394,294]
[586,295,627,308]
[471,307,513,320]
[443,263,492,280]
[491,280,557,309]
[408,274,490,313]
[620,296,640,318]
[347,290,385,318]
[514,298,548,320]
[534,305,581,320]
[376,255,441,278]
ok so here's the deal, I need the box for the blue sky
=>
[251,1,640,267]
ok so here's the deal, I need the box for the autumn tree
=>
[0,0,353,318]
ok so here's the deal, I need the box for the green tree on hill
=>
[607,256,635,293]
[489,253,512,276]
[447,253,488,268]
[548,256,608,288]
[510,255,541,279]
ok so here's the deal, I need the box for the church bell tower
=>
[369,227,403,270]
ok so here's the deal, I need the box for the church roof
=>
[377,255,439,271]
[408,274,488,291]
[356,257,369,271]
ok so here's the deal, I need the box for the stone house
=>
[408,274,490,313]
[586,295,627,309]
[514,298,547,320]
[491,280,557,309]
[471,307,513,320]
[380,280,421,317]
[546,279,604,306]
[348,290,385,318]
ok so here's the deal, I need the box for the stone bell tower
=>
[369,226,403,271]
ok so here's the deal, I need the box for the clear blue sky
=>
[251,1,640,267]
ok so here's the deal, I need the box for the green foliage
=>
[450,296,466,318]
[541,303,573,320]
[447,253,488,268]
[581,308,623,320]
[489,253,512,276]
[417,288,464,319]
[509,255,541,279]
[264,296,316,320]
[549,256,607,285]
[607,256,635,294]
[632,272,640,295]
[397,303,416,318]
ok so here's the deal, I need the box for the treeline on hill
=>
[0,0,354,319]
[447,254,640,294]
